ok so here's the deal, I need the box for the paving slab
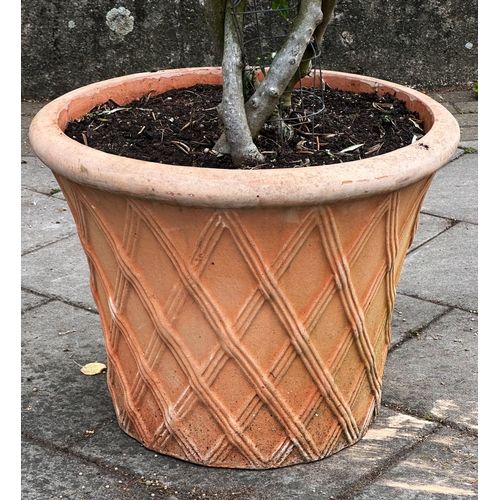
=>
[453,114,479,129]
[452,101,478,114]
[21,156,66,199]
[22,102,47,156]
[69,406,436,500]
[421,153,478,224]
[458,141,478,152]
[409,213,453,252]
[433,102,456,116]
[21,188,77,254]
[426,91,477,106]
[352,427,477,499]
[22,300,111,446]
[397,222,477,311]
[21,290,52,313]
[457,128,478,142]
[21,233,96,310]
[391,294,448,348]
[382,308,478,431]
[22,127,36,157]
[22,439,161,500]
[21,101,48,117]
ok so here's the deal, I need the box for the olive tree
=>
[200,0,338,167]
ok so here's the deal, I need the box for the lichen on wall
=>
[106,6,134,37]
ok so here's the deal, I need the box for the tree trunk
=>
[201,0,337,166]
[218,1,265,167]
[281,1,338,109]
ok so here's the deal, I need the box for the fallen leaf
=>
[365,143,383,155]
[340,143,364,153]
[81,362,107,376]
[100,107,131,115]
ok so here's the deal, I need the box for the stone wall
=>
[21,0,478,100]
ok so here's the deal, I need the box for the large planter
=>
[29,67,460,469]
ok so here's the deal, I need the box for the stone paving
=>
[21,87,478,499]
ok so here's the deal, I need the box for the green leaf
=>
[272,0,289,19]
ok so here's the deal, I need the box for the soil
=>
[64,83,425,170]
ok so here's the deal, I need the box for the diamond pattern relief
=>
[239,301,291,373]
[170,297,221,369]
[55,172,432,469]
[278,225,333,319]
[199,227,260,323]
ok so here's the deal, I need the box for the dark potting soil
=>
[64,83,425,169]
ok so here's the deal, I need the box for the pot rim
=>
[29,67,460,208]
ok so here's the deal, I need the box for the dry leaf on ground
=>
[80,362,107,375]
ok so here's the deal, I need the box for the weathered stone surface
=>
[352,427,478,499]
[21,0,477,99]
[21,290,51,313]
[383,308,478,431]
[22,103,47,155]
[409,213,454,252]
[422,152,478,224]
[398,223,478,311]
[21,233,96,310]
[70,407,436,499]
[21,156,64,198]
[391,294,447,348]
[22,301,110,446]
[21,189,76,254]
[22,439,156,499]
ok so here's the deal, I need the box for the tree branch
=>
[214,0,324,154]
[315,0,338,46]
[218,0,264,167]
[282,0,338,104]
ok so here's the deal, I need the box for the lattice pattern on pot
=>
[56,175,431,468]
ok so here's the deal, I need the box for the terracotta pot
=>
[29,67,460,469]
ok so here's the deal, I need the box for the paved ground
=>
[21,87,478,499]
